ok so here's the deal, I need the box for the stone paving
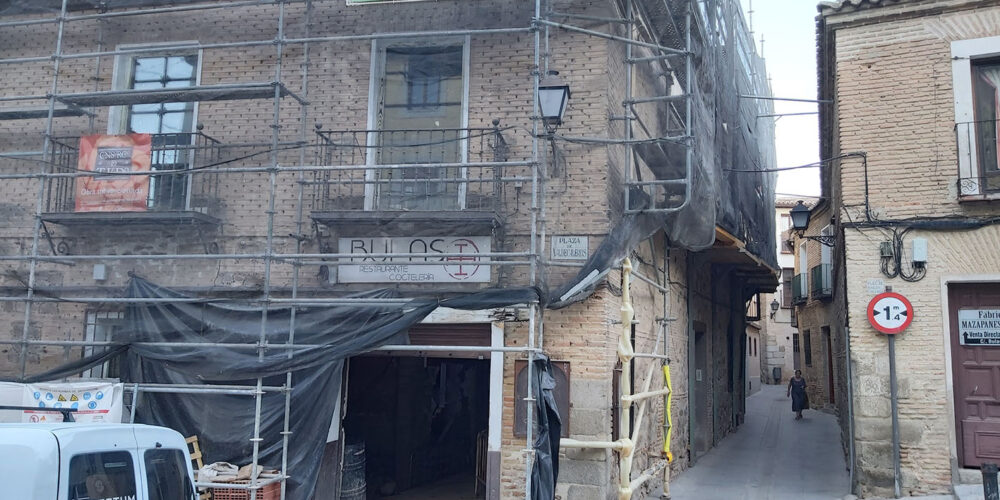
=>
[663,384,850,500]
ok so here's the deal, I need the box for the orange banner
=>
[75,134,152,212]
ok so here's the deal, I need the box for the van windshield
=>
[144,449,196,500]
[68,451,137,500]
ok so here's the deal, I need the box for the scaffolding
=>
[0,0,773,499]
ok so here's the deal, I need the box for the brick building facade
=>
[818,0,1000,496]
[0,1,776,498]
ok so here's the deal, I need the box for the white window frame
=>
[108,42,203,135]
[364,36,471,211]
[107,42,203,211]
[83,311,125,379]
[951,36,1000,198]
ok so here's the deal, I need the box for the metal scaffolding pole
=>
[18,0,69,379]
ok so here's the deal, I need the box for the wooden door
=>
[950,283,1000,468]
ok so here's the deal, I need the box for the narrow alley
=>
[667,384,849,500]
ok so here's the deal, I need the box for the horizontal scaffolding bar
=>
[627,179,688,186]
[1,338,541,354]
[627,53,685,63]
[292,260,533,267]
[546,11,628,24]
[195,474,286,491]
[560,438,628,450]
[757,111,819,118]
[0,160,535,180]
[0,250,532,262]
[739,94,832,104]
[626,94,688,105]
[621,387,672,404]
[125,383,287,393]
[0,27,534,66]
[534,19,687,55]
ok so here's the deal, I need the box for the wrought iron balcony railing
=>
[45,132,223,216]
[956,119,1000,196]
[308,126,512,213]
[810,264,832,299]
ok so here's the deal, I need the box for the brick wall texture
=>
[826,1,1000,497]
[0,1,758,498]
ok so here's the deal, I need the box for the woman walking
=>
[787,369,809,420]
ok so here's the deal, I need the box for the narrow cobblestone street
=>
[666,384,849,500]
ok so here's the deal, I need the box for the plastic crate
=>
[209,480,281,500]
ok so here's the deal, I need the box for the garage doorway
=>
[343,355,490,499]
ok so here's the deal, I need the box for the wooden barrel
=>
[339,442,366,500]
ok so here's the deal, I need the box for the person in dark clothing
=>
[787,369,809,420]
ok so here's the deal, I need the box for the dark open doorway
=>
[343,356,489,499]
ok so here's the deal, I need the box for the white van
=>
[0,423,198,500]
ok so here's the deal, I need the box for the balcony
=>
[810,264,832,299]
[42,132,223,226]
[791,273,808,305]
[956,119,1000,199]
[307,125,515,234]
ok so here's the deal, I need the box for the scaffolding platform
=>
[55,82,305,108]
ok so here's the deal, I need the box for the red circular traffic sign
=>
[867,292,914,334]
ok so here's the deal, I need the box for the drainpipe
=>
[687,253,696,465]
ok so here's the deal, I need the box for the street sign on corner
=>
[867,291,914,335]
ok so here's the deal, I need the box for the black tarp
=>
[2,277,552,500]
[529,356,561,500]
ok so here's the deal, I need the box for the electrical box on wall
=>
[912,238,928,263]
[879,241,894,258]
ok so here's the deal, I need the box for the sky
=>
[739,0,822,198]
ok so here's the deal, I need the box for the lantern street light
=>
[538,71,571,132]
[770,298,780,319]
[790,200,835,247]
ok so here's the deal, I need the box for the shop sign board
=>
[75,134,152,212]
[338,236,491,283]
[551,236,589,260]
[959,309,1000,346]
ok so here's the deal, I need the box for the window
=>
[109,46,201,211]
[68,451,136,500]
[145,449,196,500]
[792,333,801,370]
[952,36,1000,196]
[972,60,1000,192]
[368,41,467,211]
[84,311,125,379]
[803,329,813,367]
[781,268,793,308]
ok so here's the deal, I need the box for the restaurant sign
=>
[959,309,1000,346]
[338,236,491,283]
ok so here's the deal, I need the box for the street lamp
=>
[789,200,811,231]
[789,199,835,247]
[769,298,780,319]
[538,71,571,131]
